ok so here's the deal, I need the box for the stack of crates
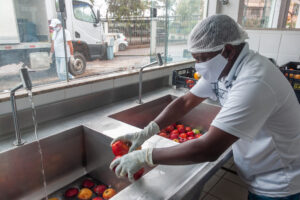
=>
[172,67,198,89]
[279,62,300,103]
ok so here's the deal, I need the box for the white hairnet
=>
[49,19,61,27]
[187,14,248,53]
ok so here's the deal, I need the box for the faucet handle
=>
[156,53,163,66]
[20,67,32,91]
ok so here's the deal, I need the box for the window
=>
[286,0,300,28]
[73,1,96,23]
[241,0,278,28]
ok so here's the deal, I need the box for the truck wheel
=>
[69,52,86,76]
[119,44,127,51]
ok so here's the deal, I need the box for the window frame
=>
[238,0,300,30]
[73,0,97,24]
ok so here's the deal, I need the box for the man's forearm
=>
[154,93,205,129]
[152,126,238,165]
[152,137,215,165]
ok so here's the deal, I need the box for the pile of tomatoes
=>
[159,123,203,143]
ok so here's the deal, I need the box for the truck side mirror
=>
[55,0,65,12]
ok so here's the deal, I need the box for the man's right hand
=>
[111,121,160,152]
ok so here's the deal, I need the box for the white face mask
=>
[195,53,228,83]
[54,26,61,31]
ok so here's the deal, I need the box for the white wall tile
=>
[277,55,300,66]
[65,84,92,99]
[246,31,260,52]
[90,79,114,93]
[278,33,300,55]
[259,33,281,55]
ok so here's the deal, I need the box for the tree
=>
[105,0,150,20]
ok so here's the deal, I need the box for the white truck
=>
[0,0,107,75]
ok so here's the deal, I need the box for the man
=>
[49,19,74,80]
[110,15,300,200]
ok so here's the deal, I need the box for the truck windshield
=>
[73,1,96,23]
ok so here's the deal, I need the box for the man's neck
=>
[219,43,245,79]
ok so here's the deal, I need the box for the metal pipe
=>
[137,53,163,104]
[10,84,25,146]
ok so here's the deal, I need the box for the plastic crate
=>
[172,67,198,89]
[279,62,300,103]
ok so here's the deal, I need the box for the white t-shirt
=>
[52,28,72,58]
[191,43,300,197]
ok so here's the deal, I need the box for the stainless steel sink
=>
[0,126,136,200]
[109,95,221,131]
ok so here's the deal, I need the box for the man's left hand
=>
[109,148,154,182]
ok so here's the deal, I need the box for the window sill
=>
[0,60,194,103]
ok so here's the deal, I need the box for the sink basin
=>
[0,126,138,200]
[109,95,221,131]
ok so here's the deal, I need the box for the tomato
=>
[92,197,104,200]
[103,188,117,199]
[93,185,107,195]
[111,141,129,156]
[179,133,187,139]
[133,168,144,180]
[78,188,93,200]
[185,127,192,132]
[165,125,174,132]
[64,188,79,198]
[82,179,95,189]
[186,131,194,137]
[159,132,169,138]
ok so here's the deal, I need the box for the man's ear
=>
[222,44,236,61]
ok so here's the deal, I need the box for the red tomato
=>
[93,185,107,195]
[64,188,79,198]
[111,141,129,156]
[187,136,195,140]
[186,131,194,137]
[165,125,174,132]
[179,138,187,143]
[159,132,169,138]
[179,133,187,139]
[92,197,104,200]
[176,124,185,129]
[82,179,95,189]
[170,130,179,135]
[133,168,144,180]
[170,133,179,140]
[178,127,185,133]
[185,127,192,132]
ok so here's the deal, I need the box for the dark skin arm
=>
[154,92,206,129]
[152,126,238,165]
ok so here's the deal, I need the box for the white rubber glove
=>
[110,148,154,182]
[70,55,75,65]
[111,121,160,152]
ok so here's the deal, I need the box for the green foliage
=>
[105,0,150,20]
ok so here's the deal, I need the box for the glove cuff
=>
[144,121,160,138]
[145,147,155,167]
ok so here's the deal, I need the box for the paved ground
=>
[0,43,189,92]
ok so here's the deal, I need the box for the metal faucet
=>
[137,53,163,104]
[10,65,32,146]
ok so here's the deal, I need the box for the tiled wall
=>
[246,30,300,66]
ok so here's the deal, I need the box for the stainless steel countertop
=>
[0,87,231,200]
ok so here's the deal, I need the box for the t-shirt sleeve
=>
[211,78,277,141]
[190,78,217,101]
[65,30,72,41]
